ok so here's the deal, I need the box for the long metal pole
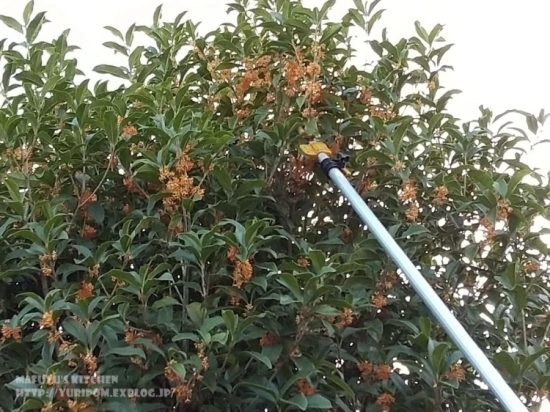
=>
[318,153,527,412]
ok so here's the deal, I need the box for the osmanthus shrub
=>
[0,0,549,411]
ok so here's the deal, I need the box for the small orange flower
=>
[374,364,392,381]
[523,261,540,273]
[164,360,179,382]
[227,247,239,263]
[80,224,97,239]
[376,393,395,406]
[174,382,193,403]
[296,378,315,395]
[233,259,253,288]
[1,324,22,342]
[358,361,373,376]
[444,363,466,381]
[76,281,94,300]
[335,308,354,329]
[82,352,98,374]
[497,198,513,220]
[122,124,138,137]
[405,204,419,222]
[297,258,309,267]
[259,334,278,347]
[79,190,97,209]
[372,293,388,308]
[433,186,449,205]
[399,179,417,203]
[40,311,55,329]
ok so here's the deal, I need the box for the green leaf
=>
[103,269,141,289]
[283,394,308,410]
[277,273,303,302]
[87,202,105,224]
[103,41,128,56]
[152,296,181,309]
[187,302,205,325]
[506,169,530,197]
[393,117,412,152]
[320,23,343,44]
[402,224,430,237]
[493,351,518,377]
[23,1,34,25]
[222,309,238,335]
[93,64,129,80]
[414,21,429,43]
[306,394,332,409]
[62,318,88,344]
[243,351,273,369]
[308,249,326,274]
[428,339,450,375]
[104,346,147,359]
[104,26,124,40]
[0,15,23,33]
[26,11,46,43]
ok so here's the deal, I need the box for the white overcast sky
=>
[0,0,549,409]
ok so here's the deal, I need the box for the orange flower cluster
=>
[236,56,272,99]
[259,334,279,347]
[88,264,100,278]
[358,362,392,382]
[341,227,353,243]
[65,400,94,412]
[39,252,57,278]
[297,257,309,267]
[433,186,449,205]
[376,393,396,408]
[369,105,396,121]
[329,135,343,156]
[123,176,142,195]
[81,352,98,374]
[1,324,22,342]
[195,341,209,370]
[405,204,419,222]
[399,179,417,203]
[372,293,388,308]
[159,145,205,214]
[124,326,143,345]
[444,363,466,381]
[374,364,392,381]
[335,308,354,329]
[76,281,94,300]
[359,88,372,105]
[164,359,201,404]
[376,271,398,292]
[289,155,315,188]
[40,311,55,329]
[122,123,138,137]
[80,224,97,240]
[79,190,97,210]
[283,45,324,115]
[497,198,513,220]
[523,261,540,273]
[283,59,304,97]
[479,217,496,247]
[296,378,315,395]
[227,246,253,288]
[358,361,373,377]
[359,178,378,195]
[399,179,420,222]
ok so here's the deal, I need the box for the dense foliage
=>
[1,0,549,411]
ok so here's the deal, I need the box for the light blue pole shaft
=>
[318,153,527,412]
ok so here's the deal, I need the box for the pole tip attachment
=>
[299,142,332,158]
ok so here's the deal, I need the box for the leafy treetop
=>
[0,0,549,412]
